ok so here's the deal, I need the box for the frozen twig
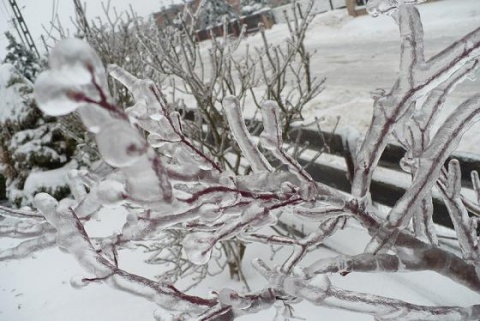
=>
[34,193,215,314]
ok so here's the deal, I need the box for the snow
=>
[0,64,31,124]
[1,0,480,320]
[22,161,77,206]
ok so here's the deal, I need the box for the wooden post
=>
[346,0,358,17]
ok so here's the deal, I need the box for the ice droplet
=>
[218,288,238,306]
[49,38,107,90]
[153,309,175,321]
[77,104,113,134]
[96,121,147,167]
[182,232,214,265]
[308,274,331,292]
[282,276,304,297]
[35,38,108,117]
[218,288,250,309]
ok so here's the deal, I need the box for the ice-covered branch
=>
[352,3,480,199]
[437,160,480,263]
[21,7,480,317]
[260,100,315,193]
[342,198,480,292]
[0,205,45,219]
[306,247,480,291]
[255,258,480,321]
[0,233,56,261]
[34,193,216,314]
[473,171,480,204]
[0,217,53,238]
[366,94,480,253]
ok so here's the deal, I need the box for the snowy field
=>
[1,1,480,320]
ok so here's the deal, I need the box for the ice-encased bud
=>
[121,156,173,206]
[148,112,182,141]
[97,180,126,206]
[182,232,215,265]
[35,38,107,117]
[242,203,277,228]
[57,198,78,212]
[33,193,59,215]
[50,39,101,69]
[35,68,88,116]
[96,121,147,167]
[73,186,101,218]
[260,100,282,151]
[218,288,250,309]
[70,275,89,289]
[153,309,175,321]
[299,182,317,201]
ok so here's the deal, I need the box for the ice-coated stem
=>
[260,100,314,188]
[222,96,273,173]
[34,193,215,314]
[438,160,480,263]
[352,5,480,199]
[366,94,480,253]
[352,5,425,199]
[306,248,480,292]
[0,233,56,261]
[255,258,480,321]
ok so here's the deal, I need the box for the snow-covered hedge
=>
[0,64,76,207]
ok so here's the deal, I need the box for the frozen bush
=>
[2,1,480,320]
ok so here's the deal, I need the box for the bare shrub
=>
[2,1,480,320]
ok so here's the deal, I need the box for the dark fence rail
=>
[291,127,479,230]
[195,10,275,42]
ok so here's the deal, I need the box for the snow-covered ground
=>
[1,1,480,320]
[241,0,480,153]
